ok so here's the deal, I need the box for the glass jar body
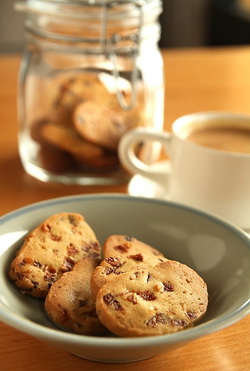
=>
[18,4,164,185]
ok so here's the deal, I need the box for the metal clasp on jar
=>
[101,1,144,110]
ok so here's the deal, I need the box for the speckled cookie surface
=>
[95,260,208,337]
[40,122,119,168]
[73,100,141,150]
[51,74,109,125]
[91,235,167,297]
[45,258,107,335]
[9,213,101,298]
[102,235,166,261]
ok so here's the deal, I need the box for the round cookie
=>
[102,235,166,261]
[51,74,110,125]
[73,100,141,150]
[9,213,101,298]
[45,258,107,335]
[95,260,208,337]
[40,122,119,168]
[91,235,167,297]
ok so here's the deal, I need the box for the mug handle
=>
[118,127,172,184]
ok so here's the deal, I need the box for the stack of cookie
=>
[30,74,144,174]
[9,213,208,337]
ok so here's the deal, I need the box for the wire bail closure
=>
[15,0,147,110]
[101,1,145,110]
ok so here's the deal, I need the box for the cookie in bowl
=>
[95,259,208,337]
[9,212,101,298]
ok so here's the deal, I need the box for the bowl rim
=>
[0,193,250,347]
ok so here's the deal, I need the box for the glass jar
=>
[15,0,164,185]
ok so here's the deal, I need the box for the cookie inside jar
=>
[17,0,164,185]
[23,70,158,184]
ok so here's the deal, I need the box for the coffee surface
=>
[187,126,250,154]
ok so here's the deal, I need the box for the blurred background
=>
[1,0,250,53]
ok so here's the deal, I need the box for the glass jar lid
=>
[14,1,162,22]
[15,0,163,110]
[15,0,162,47]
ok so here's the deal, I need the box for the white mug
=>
[118,112,250,229]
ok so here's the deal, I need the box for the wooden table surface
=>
[0,47,250,371]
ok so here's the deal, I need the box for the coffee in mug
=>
[118,112,250,229]
[187,126,250,154]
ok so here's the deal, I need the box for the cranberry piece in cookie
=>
[95,260,208,337]
[91,235,167,297]
[9,213,101,298]
[45,258,106,335]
